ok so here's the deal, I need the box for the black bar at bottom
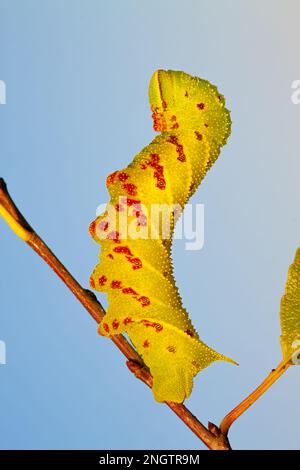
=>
[0,450,299,466]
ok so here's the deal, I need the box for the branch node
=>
[126,359,153,387]
[208,421,220,436]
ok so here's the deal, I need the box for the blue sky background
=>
[1,0,300,450]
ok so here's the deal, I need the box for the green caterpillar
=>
[89,70,235,403]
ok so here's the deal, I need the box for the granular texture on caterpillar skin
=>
[89,69,235,403]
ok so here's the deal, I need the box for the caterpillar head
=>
[149,69,231,152]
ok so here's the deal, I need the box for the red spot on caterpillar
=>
[103,323,110,333]
[185,90,189,97]
[99,220,109,231]
[107,231,120,243]
[123,317,133,325]
[141,320,162,331]
[167,345,176,353]
[151,105,167,132]
[107,253,114,260]
[118,172,129,182]
[184,329,194,338]
[143,339,150,348]
[176,145,185,162]
[112,319,119,329]
[150,153,160,163]
[157,178,166,190]
[111,280,122,289]
[89,277,95,289]
[132,203,142,214]
[121,197,141,207]
[167,136,186,162]
[204,123,209,128]
[115,203,124,212]
[197,102,205,110]
[122,287,138,295]
[153,166,163,176]
[98,275,107,286]
[129,257,143,270]
[89,220,96,236]
[194,131,203,141]
[106,171,118,186]
[162,100,167,110]
[171,115,179,129]
[138,296,150,307]
[113,246,142,270]
[126,201,146,226]
[113,246,133,256]
[142,154,166,190]
[117,285,149,307]
[122,183,137,197]
[137,214,147,226]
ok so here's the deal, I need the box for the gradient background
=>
[1,0,300,450]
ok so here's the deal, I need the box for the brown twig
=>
[220,359,291,436]
[0,177,231,451]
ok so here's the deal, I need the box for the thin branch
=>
[220,358,291,435]
[0,177,231,451]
